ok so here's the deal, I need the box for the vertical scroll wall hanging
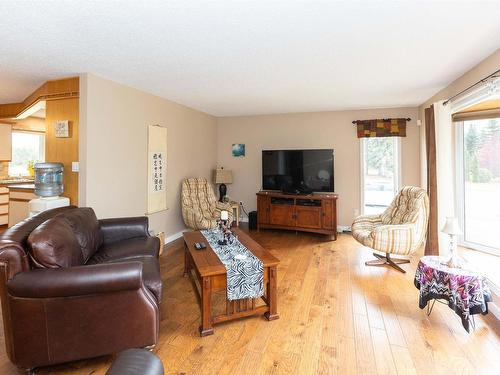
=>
[147,124,168,214]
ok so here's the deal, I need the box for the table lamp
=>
[214,167,232,202]
[441,217,463,268]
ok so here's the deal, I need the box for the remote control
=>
[194,242,206,250]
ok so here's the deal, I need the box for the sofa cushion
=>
[27,216,84,268]
[102,257,162,303]
[58,207,103,262]
[87,236,159,265]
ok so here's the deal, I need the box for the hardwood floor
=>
[1,226,499,374]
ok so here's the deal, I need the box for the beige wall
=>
[79,74,217,238]
[217,107,420,227]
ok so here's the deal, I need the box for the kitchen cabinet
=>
[0,124,12,161]
[0,187,8,226]
[8,186,36,227]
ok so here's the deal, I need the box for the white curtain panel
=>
[433,100,454,253]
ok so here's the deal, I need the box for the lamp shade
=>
[441,217,463,236]
[214,168,233,184]
[220,210,229,220]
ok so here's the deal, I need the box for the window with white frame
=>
[8,131,45,177]
[456,117,500,253]
[361,137,401,214]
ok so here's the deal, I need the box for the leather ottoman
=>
[106,349,164,375]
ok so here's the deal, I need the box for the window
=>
[457,117,500,252]
[8,131,45,177]
[361,137,400,214]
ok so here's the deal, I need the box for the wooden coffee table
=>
[183,228,280,336]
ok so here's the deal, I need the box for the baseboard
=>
[486,278,500,321]
[337,225,351,233]
[235,221,350,232]
[489,301,500,320]
[166,230,185,244]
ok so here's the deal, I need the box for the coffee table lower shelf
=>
[183,241,279,336]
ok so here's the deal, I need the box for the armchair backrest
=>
[181,177,217,215]
[381,186,429,246]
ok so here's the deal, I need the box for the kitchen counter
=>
[0,179,34,186]
[7,184,35,191]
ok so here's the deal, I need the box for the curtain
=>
[356,118,407,138]
[424,101,454,255]
[434,101,454,252]
[424,106,438,255]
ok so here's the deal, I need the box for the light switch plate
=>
[71,162,79,172]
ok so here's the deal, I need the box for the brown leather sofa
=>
[0,206,162,372]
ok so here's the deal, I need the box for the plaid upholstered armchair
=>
[181,177,234,230]
[352,186,429,273]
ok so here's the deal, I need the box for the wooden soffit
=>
[0,77,79,120]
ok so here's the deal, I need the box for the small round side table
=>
[414,255,492,332]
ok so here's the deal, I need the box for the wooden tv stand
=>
[256,191,338,239]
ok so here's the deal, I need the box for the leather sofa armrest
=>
[7,261,144,298]
[99,217,151,245]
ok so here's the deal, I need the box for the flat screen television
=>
[262,149,334,194]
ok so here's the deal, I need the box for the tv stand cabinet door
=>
[295,206,322,229]
[257,195,270,224]
[270,205,295,227]
[322,200,334,229]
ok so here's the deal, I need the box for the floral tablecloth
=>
[414,256,492,332]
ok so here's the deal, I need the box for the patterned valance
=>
[354,118,409,138]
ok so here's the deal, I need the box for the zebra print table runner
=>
[201,229,264,301]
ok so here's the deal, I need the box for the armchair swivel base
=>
[365,252,410,273]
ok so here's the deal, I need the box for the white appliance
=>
[29,196,70,217]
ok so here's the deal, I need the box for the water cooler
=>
[29,162,70,216]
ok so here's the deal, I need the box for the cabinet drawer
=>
[0,214,8,225]
[0,195,8,205]
[9,190,36,201]
[0,187,9,194]
[0,205,7,215]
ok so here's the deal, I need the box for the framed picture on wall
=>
[54,120,70,138]
[232,143,245,157]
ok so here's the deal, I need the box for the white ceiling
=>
[1,0,499,116]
